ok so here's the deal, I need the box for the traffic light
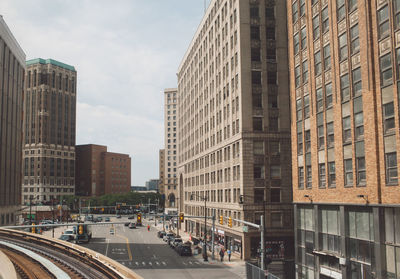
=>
[137,213,142,223]
[101,208,104,212]
[78,225,84,235]
[219,215,223,225]
[228,217,232,228]
[179,213,184,223]
[31,223,36,233]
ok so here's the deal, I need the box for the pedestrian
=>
[147,225,150,231]
[219,248,225,262]
[227,248,232,261]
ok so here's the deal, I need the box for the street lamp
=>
[190,193,209,262]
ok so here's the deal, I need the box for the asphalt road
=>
[79,216,244,279]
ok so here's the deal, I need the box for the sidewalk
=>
[147,218,246,270]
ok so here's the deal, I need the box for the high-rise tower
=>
[22,58,76,204]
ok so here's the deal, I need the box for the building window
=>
[251,48,261,61]
[386,152,398,184]
[345,159,353,186]
[301,27,307,49]
[292,1,299,23]
[319,163,326,188]
[395,0,400,29]
[381,53,393,87]
[327,122,335,148]
[296,98,303,121]
[337,0,346,22]
[313,15,320,40]
[318,124,325,149]
[253,117,263,131]
[298,131,303,155]
[270,165,281,179]
[294,33,300,55]
[306,166,312,189]
[324,44,331,70]
[305,130,311,153]
[253,141,264,155]
[343,116,352,143]
[339,32,348,61]
[350,24,360,55]
[325,83,333,108]
[317,88,324,112]
[315,51,322,76]
[302,60,309,83]
[328,162,336,187]
[251,26,260,40]
[254,165,265,179]
[383,102,395,134]
[270,188,281,203]
[354,97,364,140]
[378,5,390,40]
[252,71,262,85]
[341,74,350,102]
[321,7,329,33]
[348,0,358,11]
[352,67,362,96]
[304,95,310,119]
[295,66,301,87]
[300,0,305,16]
[299,167,304,189]
[271,212,282,227]
[356,157,366,185]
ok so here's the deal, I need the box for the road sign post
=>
[212,212,215,260]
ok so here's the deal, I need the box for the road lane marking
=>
[155,261,159,265]
[135,262,139,266]
[115,234,133,260]
[162,261,166,265]
[149,262,152,266]
[142,261,146,266]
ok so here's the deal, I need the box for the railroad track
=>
[0,229,141,279]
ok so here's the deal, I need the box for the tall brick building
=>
[75,144,131,197]
[177,0,293,276]
[22,58,76,204]
[0,16,25,225]
[287,0,400,278]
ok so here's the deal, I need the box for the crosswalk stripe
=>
[162,261,166,265]
[188,261,192,265]
[149,262,152,266]
[142,262,146,266]
[135,262,139,266]
[155,261,160,265]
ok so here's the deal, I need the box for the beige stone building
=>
[177,0,293,275]
[287,0,400,278]
[0,16,26,225]
[164,88,178,209]
[22,59,77,204]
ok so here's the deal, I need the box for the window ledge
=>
[386,183,399,187]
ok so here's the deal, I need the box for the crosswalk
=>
[117,260,203,267]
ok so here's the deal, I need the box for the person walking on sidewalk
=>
[219,248,225,262]
[227,248,232,261]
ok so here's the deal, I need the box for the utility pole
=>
[51,199,55,238]
[260,215,265,270]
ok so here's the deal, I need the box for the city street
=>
[71,216,246,279]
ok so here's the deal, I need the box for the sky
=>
[2,0,211,185]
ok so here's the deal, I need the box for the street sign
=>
[242,226,248,232]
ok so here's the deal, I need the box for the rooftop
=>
[26,58,76,72]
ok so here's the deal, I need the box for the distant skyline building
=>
[75,144,131,196]
[145,179,159,191]
[163,88,178,208]
[0,16,26,225]
[288,0,400,278]
[177,0,293,275]
[22,58,76,204]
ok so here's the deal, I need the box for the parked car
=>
[96,216,103,222]
[58,234,74,242]
[129,222,137,229]
[176,244,192,256]
[163,233,174,242]
[116,215,121,219]
[124,222,130,226]
[128,215,135,220]
[105,217,110,222]
[157,230,166,238]
[170,238,183,248]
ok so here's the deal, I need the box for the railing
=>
[246,261,280,279]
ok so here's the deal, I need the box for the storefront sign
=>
[320,267,342,279]
[217,229,225,235]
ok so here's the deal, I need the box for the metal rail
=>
[0,228,142,279]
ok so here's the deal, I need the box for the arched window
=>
[71,77,75,93]
[33,70,37,87]
[58,73,62,90]
[65,75,69,92]
[52,71,55,88]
